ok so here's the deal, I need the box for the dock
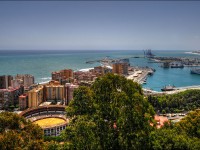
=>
[126,67,154,84]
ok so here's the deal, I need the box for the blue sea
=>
[0,50,200,91]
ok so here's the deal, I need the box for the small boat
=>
[191,68,200,75]
[161,85,175,91]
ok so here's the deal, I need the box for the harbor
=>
[85,55,156,85]
[1,50,200,92]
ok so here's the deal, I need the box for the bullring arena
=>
[20,105,68,136]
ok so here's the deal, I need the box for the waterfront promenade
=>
[143,85,200,95]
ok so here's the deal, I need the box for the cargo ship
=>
[191,68,200,75]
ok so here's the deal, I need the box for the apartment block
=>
[28,86,43,108]
[93,66,112,76]
[19,94,28,110]
[0,86,24,109]
[112,62,128,75]
[52,69,73,84]
[15,74,34,90]
[11,79,23,89]
[0,75,13,89]
[65,83,79,105]
[44,81,65,101]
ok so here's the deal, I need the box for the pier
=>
[126,67,154,84]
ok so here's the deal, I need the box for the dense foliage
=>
[1,74,200,150]
[64,73,155,149]
[149,109,200,150]
[0,112,44,150]
[148,90,200,113]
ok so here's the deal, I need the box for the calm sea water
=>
[0,50,199,91]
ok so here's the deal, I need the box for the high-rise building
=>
[65,83,79,105]
[44,81,65,102]
[93,66,112,76]
[28,86,43,108]
[0,75,13,89]
[112,63,128,75]
[0,89,13,109]
[11,79,23,89]
[19,94,28,110]
[0,86,24,109]
[52,69,73,84]
[15,74,34,90]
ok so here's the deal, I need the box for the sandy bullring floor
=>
[33,117,66,128]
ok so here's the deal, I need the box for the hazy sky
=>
[0,1,200,50]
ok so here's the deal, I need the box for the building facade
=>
[112,63,128,75]
[15,74,34,90]
[45,85,65,102]
[11,79,23,89]
[28,86,44,108]
[19,94,28,110]
[0,86,24,109]
[65,83,79,105]
[0,75,13,89]
[52,69,73,84]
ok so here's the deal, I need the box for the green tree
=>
[149,110,200,150]
[175,110,200,138]
[66,86,95,117]
[64,73,155,149]
[0,112,44,150]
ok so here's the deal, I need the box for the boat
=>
[170,62,184,68]
[161,85,176,91]
[191,68,200,75]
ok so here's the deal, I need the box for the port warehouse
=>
[20,105,67,136]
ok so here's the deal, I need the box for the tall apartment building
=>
[112,63,128,75]
[44,81,65,102]
[0,86,24,109]
[0,89,13,109]
[74,71,97,82]
[11,79,23,89]
[19,94,28,110]
[0,75,13,89]
[65,83,79,105]
[93,66,112,76]
[28,86,43,108]
[52,69,73,84]
[15,74,34,90]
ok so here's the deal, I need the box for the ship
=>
[170,61,184,68]
[191,68,200,75]
[161,85,176,91]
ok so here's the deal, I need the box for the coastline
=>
[1,50,200,92]
[185,52,200,55]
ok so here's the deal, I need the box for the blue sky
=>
[0,1,200,50]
